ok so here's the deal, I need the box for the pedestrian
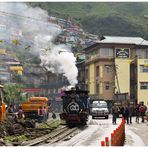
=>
[111,105,118,124]
[17,106,25,120]
[139,102,147,123]
[43,106,48,121]
[124,105,130,124]
[5,104,17,124]
[120,106,125,119]
[135,104,140,123]
[38,106,44,123]
[129,105,133,124]
[17,106,25,123]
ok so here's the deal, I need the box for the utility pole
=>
[114,63,120,94]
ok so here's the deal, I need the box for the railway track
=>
[22,126,78,146]
[2,118,87,146]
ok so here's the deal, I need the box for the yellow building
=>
[82,36,148,107]
[137,59,148,106]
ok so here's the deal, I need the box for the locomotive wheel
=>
[80,118,87,125]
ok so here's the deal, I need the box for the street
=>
[49,115,148,146]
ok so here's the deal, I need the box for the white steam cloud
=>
[0,2,78,85]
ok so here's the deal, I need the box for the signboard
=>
[23,88,41,92]
[115,48,130,58]
[144,60,148,66]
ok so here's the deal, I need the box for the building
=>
[80,36,148,107]
[0,48,23,83]
[23,63,69,112]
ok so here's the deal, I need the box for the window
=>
[85,68,88,80]
[105,82,110,90]
[105,65,113,73]
[145,50,148,59]
[0,74,8,80]
[96,66,99,76]
[96,66,99,94]
[140,82,148,89]
[0,66,7,71]
[96,83,99,94]
[100,48,113,57]
[136,49,143,59]
[140,65,148,73]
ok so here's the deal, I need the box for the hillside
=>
[28,2,148,39]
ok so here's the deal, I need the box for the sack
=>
[140,106,145,113]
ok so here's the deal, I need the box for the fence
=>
[101,117,125,146]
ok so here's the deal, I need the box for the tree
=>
[3,84,26,105]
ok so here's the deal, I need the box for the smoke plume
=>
[0,2,78,85]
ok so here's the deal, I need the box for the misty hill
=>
[29,2,148,39]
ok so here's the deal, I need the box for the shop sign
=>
[115,48,130,58]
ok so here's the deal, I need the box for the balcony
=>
[86,55,114,64]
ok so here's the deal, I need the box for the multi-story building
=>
[80,36,148,107]
[0,63,10,83]
[0,48,23,83]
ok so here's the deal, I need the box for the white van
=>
[91,101,109,119]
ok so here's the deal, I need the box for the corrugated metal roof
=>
[98,36,148,45]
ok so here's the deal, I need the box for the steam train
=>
[59,87,90,126]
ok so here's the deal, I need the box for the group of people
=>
[112,102,147,125]
[37,106,56,123]
[5,104,25,123]
[5,104,56,124]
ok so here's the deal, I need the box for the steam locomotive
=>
[59,87,90,126]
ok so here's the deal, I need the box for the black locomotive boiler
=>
[59,88,90,126]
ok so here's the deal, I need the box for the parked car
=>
[91,101,109,119]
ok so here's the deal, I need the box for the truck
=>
[0,84,6,122]
[21,97,50,119]
[91,100,109,119]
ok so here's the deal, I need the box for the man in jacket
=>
[112,105,118,124]
[139,102,147,123]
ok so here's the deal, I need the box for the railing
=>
[101,117,125,146]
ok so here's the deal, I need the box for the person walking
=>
[124,105,130,124]
[38,106,44,123]
[112,105,118,124]
[6,104,15,122]
[139,102,147,123]
[43,106,48,121]
[129,105,133,124]
[135,104,140,123]
[120,106,125,119]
